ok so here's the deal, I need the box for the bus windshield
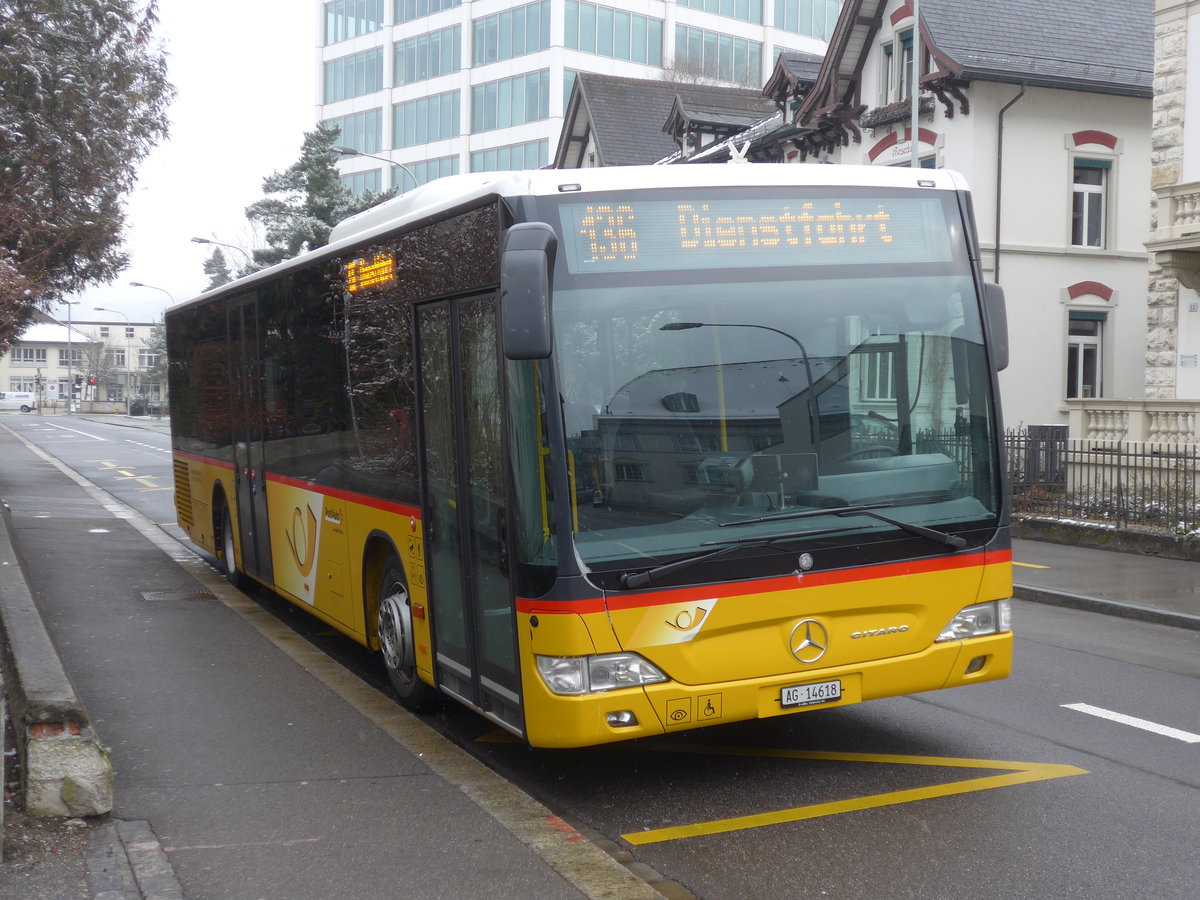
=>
[539,186,1000,587]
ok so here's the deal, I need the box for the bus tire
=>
[378,557,439,712]
[218,505,244,588]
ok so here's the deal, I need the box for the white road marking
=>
[30,421,108,441]
[1062,703,1200,743]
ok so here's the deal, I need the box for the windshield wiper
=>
[616,525,864,591]
[720,502,967,551]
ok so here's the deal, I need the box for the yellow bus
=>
[166,164,1013,748]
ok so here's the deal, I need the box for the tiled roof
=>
[570,73,776,166]
[922,0,1153,95]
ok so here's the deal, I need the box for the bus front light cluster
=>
[935,599,1012,642]
[536,653,668,695]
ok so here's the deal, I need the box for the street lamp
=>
[330,145,420,190]
[189,236,252,267]
[129,281,175,302]
[59,300,80,414]
[660,320,818,451]
[94,306,133,414]
[659,321,815,387]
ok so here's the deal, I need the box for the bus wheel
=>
[218,506,243,587]
[378,558,438,711]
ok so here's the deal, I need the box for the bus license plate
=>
[781,680,842,708]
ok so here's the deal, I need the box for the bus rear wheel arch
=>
[376,555,439,712]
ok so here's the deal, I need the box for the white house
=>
[786,0,1154,429]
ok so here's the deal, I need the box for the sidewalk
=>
[0,422,660,900]
[1012,537,1200,630]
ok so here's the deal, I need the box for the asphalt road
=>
[4,412,1197,900]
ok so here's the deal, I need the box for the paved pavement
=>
[0,413,1197,898]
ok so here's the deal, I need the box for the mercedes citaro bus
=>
[166,164,1013,748]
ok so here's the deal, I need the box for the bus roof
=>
[330,163,970,246]
[170,164,970,313]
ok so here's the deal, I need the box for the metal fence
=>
[1004,427,1200,532]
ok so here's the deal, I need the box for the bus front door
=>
[228,296,273,585]
[416,295,522,734]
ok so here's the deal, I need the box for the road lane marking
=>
[31,421,108,441]
[1061,703,1200,743]
[1013,561,1049,569]
[620,747,1088,845]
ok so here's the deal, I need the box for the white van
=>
[0,391,37,412]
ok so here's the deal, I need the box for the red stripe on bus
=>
[266,471,421,519]
[171,451,421,520]
[516,549,1010,615]
[173,450,234,470]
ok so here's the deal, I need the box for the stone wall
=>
[1148,2,1191,398]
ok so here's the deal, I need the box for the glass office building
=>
[318,0,840,191]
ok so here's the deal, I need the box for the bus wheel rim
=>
[222,513,236,575]
[379,589,414,682]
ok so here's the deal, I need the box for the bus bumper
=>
[521,633,1011,749]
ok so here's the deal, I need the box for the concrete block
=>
[24,728,113,817]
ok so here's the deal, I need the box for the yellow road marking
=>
[620,746,1087,845]
[1014,561,1050,569]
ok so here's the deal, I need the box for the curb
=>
[87,820,183,900]
[1013,583,1200,631]
[0,500,113,817]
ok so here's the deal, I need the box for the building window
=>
[861,350,895,401]
[99,326,109,338]
[470,139,548,172]
[11,347,46,367]
[58,348,83,366]
[323,47,384,104]
[774,0,841,39]
[325,109,383,154]
[342,169,383,195]
[1066,312,1105,399]
[138,349,160,368]
[395,25,461,85]
[471,70,550,133]
[394,155,459,192]
[106,349,127,368]
[474,1,550,66]
[614,463,646,482]
[565,1,663,66]
[395,0,460,25]
[879,29,914,104]
[125,326,135,339]
[1072,159,1110,248]
[393,90,461,148]
[324,0,384,46]
[677,0,763,25]
[674,25,761,85]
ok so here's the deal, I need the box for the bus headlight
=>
[536,653,668,695]
[935,599,1012,642]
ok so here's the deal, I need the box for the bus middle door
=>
[228,295,274,586]
[416,294,522,735]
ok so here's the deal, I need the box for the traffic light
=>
[88,376,97,385]
[74,375,82,386]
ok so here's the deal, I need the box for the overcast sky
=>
[62,2,319,325]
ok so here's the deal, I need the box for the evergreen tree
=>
[244,122,395,270]
[202,248,233,290]
[0,0,173,348]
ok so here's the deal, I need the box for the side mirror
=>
[501,222,557,360]
[984,282,1008,372]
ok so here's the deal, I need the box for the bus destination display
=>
[558,195,955,274]
[346,253,397,293]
